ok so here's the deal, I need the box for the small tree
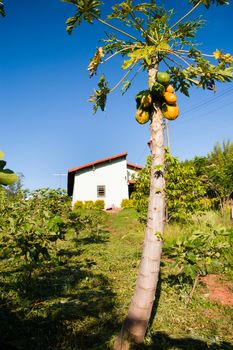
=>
[63,1,232,347]
[193,140,233,208]
[133,152,206,223]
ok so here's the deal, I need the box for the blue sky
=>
[0,0,232,190]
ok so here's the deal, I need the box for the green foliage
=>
[94,199,105,210]
[0,189,70,272]
[63,0,232,111]
[73,200,83,210]
[164,225,232,283]
[72,208,107,236]
[192,140,233,206]
[65,0,103,33]
[88,74,110,113]
[0,187,107,287]
[132,152,206,222]
[73,199,105,210]
[0,1,5,17]
[189,0,229,8]
[82,200,95,209]
[0,151,18,186]
[120,198,135,209]
[165,152,206,222]
[0,207,232,349]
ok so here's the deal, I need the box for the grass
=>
[0,208,232,349]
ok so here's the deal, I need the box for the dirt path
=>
[200,274,233,306]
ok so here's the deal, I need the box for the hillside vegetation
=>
[0,188,232,349]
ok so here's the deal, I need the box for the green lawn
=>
[0,208,232,349]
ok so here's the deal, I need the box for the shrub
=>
[94,199,105,210]
[83,201,94,209]
[73,200,83,211]
[121,198,135,209]
[73,200,105,211]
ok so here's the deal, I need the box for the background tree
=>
[193,140,233,208]
[63,0,233,348]
[133,152,206,223]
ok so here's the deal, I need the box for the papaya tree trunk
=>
[114,62,166,349]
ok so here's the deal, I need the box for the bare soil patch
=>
[200,274,233,306]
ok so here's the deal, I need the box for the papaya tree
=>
[62,0,233,348]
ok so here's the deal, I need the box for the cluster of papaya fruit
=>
[135,71,179,124]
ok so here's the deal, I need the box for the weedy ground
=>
[0,209,232,350]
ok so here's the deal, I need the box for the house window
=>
[97,185,105,198]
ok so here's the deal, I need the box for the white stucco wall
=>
[127,167,139,181]
[72,158,129,209]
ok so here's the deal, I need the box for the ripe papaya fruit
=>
[163,92,177,105]
[165,85,174,93]
[162,104,179,120]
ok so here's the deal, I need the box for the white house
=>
[67,152,143,209]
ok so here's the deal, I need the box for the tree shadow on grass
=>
[73,229,110,245]
[0,250,119,349]
[0,263,120,349]
[134,331,233,350]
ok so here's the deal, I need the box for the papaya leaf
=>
[88,74,110,113]
[0,1,5,17]
[0,160,7,170]
[189,0,229,8]
[64,0,103,33]
[88,47,104,77]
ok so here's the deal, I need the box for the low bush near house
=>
[121,198,135,209]
[94,199,105,210]
[73,199,105,211]
[73,200,83,210]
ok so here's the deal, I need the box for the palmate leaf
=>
[64,0,103,34]
[189,0,229,8]
[0,1,5,17]
[88,74,110,113]
[102,33,131,55]
[122,42,170,69]
[108,0,133,20]
[175,17,205,39]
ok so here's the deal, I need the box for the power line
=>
[174,98,233,126]
[180,86,233,117]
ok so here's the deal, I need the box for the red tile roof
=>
[127,162,143,170]
[68,152,128,174]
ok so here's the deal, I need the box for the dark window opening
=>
[97,185,105,198]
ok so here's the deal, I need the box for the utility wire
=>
[176,98,233,126]
[180,86,233,117]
